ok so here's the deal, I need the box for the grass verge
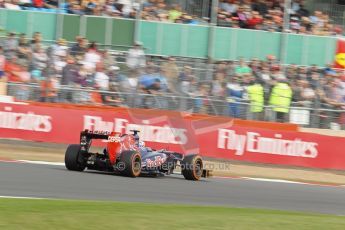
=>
[0,198,344,230]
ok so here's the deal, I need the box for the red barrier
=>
[0,102,344,170]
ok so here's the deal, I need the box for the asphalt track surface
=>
[1,161,345,215]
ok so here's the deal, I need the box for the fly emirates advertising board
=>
[0,102,344,170]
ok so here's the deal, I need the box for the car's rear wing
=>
[80,130,112,140]
[80,130,113,152]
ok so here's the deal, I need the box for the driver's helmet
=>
[139,141,145,148]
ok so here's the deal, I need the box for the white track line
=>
[215,175,345,187]
[243,177,305,184]
[214,176,304,184]
[17,160,65,166]
[0,195,45,199]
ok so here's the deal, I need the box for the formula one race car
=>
[64,130,211,180]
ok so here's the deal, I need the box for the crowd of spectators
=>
[0,0,343,35]
[210,57,345,115]
[1,32,345,127]
[218,0,343,36]
[0,32,181,108]
[0,32,120,104]
[0,0,208,24]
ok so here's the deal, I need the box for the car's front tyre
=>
[181,154,203,181]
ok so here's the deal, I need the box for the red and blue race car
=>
[65,130,211,180]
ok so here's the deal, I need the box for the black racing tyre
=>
[119,150,142,177]
[181,154,203,181]
[65,144,86,171]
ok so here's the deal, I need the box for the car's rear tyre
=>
[181,154,203,181]
[65,144,86,171]
[119,150,141,177]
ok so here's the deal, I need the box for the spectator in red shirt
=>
[32,0,44,8]
[247,11,263,29]
[4,57,22,83]
[0,47,7,96]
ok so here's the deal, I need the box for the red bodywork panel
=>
[107,133,138,165]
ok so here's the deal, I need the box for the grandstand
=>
[1,0,345,130]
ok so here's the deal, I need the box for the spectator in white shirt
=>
[51,38,68,63]
[126,42,146,70]
[32,46,48,71]
[117,0,136,16]
[94,64,109,90]
[84,42,101,70]
[4,0,21,10]
[219,0,239,14]
[2,32,18,60]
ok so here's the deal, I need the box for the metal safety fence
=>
[308,0,345,27]
[4,82,345,130]
[167,0,211,18]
